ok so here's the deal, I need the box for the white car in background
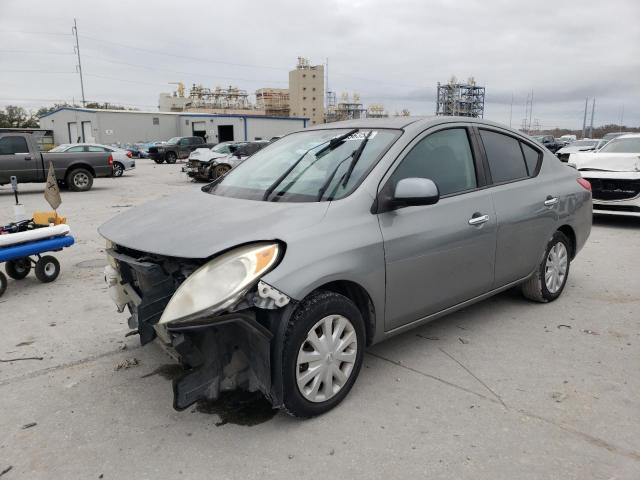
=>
[569,134,640,217]
[556,139,607,162]
[50,143,135,177]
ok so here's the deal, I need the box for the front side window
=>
[0,136,29,155]
[389,128,477,196]
[207,129,400,202]
[598,137,640,153]
[87,146,105,152]
[480,130,528,183]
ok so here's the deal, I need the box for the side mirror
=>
[391,178,439,209]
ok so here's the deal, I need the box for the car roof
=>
[308,116,521,132]
[616,133,640,139]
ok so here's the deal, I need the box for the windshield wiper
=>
[341,131,372,188]
[316,132,372,201]
[262,128,358,201]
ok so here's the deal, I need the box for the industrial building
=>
[255,88,290,117]
[436,77,485,118]
[289,57,325,126]
[38,107,307,145]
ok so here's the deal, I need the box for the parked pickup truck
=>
[148,136,215,164]
[0,133,113,192]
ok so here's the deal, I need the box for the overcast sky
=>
[1,0,639,129]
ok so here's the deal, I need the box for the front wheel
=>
[165,152,177,164]
[35,256,60,283]
[521,231,571,302]
[212,164,231,178]
[282,291,365,417]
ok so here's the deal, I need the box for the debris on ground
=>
[557,324,572,329]
[458,337,469,344]
[119,344,127,351]
[0,356,44,363]
[22,422,37,429]
[582,329,600,335]
[114,358,139,371]
[0,466,13,477]
[550,391,567,403]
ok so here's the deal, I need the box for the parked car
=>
[100,117,592,417]
[1,133,113,191]
[602,132,635,142]
[556,139,606,162]
[569,134,640,216]
[51,143,135,177]
[148,137,214,164]
[560,134,577,143]
[184,141,269,181]
[532,135,562,153]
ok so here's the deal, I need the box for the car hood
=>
[98,189,329,259]
[572,152,640,172]
[557,145,595,154]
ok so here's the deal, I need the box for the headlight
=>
[159,243,280,326]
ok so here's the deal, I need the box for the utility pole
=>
[72,18,86,107]
[619,105,624,132]
[581,97,588,139]
[589,98,596,138]
[528,90,533,135]
[509,93,513,127]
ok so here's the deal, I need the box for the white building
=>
[39,107,308,145]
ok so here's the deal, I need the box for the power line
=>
[0,30,72,36]
[0,50,74,55]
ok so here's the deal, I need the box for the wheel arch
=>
[557,224,577,259]
[308,280,376,346]
[65,163,96,178]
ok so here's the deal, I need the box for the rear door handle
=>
[544,196,559,207]
[468,213,489,226]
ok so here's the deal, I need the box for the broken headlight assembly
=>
[159,242,280,326]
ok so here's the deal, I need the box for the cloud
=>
[0,0,638,128]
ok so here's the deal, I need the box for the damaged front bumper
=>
[104,245,293,410]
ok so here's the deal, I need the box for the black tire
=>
[0,271,6,297]
[282,290,365,418]
[5,258,31,280]
[165,152,177,164]
[66,168,93,192]
[521,231,571,303]
[34,256,60,283]
[112,162,124,177]
[154,158,165,164]
[213,164,231,178]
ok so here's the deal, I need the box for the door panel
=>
[0,136,40,183]
[380,191,496,330]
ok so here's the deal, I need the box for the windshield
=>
[166,137,181,145]
[211,143,232,154]
[572,140,597,147]
[206,129,400,202]
[49,144,70,152]
[599,137,640,153]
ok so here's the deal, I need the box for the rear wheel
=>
[112,162,124,177]
[282,291,365,417]
[521,231,571,302]
[165,152,177,164]
[5,258,31,280]
[34,256,60,283]
[66,168,93,192]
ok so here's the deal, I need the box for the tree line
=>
[0,103,137,128]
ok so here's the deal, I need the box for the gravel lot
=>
[1,161,638,479]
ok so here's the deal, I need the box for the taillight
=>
[577,178,591,191]
[107,154,113,166]
[126,151,132,158]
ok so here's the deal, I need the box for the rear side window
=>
[0,136,29,155]
[479,130,528,183]
[521,143,541,175]
[67,146,85,152]
[390,128,477,196]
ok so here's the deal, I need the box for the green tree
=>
[0,105,39,128]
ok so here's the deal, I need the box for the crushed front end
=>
[103,242,293,410]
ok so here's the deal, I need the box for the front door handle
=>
[468,213,489,226]
[544,196,559,207]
